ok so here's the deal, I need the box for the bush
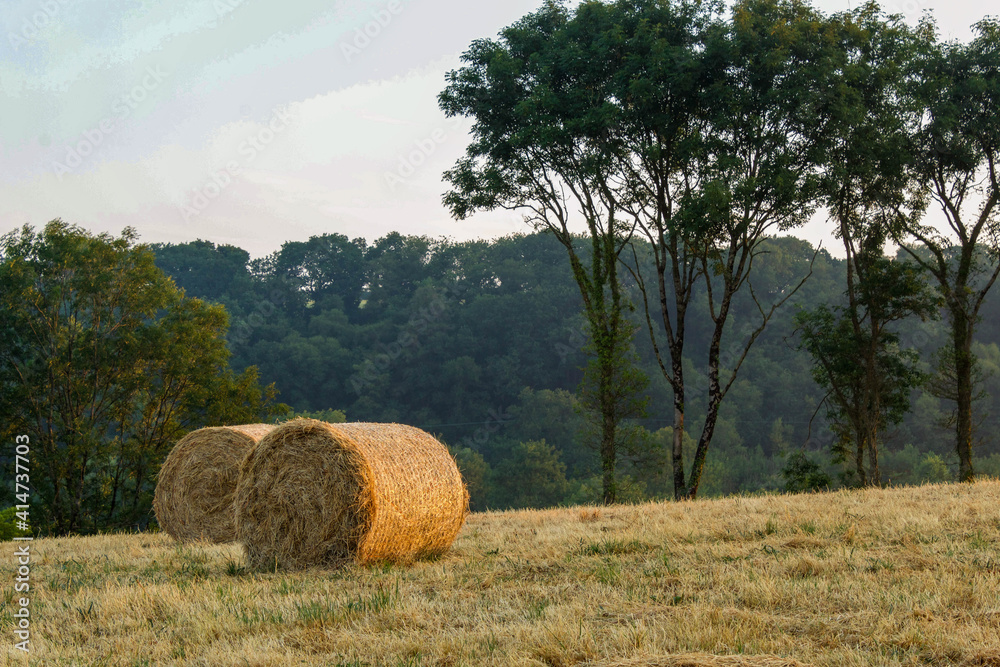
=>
[0,507,27,541]
[976,453,1000,479]
[491,439,570,509]
[450,446,491,511]
[782,450,832,493]
[883,444,953,486]
[914,452,951,483]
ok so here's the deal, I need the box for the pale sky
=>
[0,0,993,258]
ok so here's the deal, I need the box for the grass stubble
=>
[1,480,998,666]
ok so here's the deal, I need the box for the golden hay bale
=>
[154,424,274,543]
[234,419,469,571]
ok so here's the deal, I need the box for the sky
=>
[0,0,994,258]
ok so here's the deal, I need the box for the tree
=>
[781,450,832,493]
[796,293,929,486]
[442,0,834,500]
[271,233,368,313]
[151,239,252,303]
[893,18,1000,481]
[800,5,939,486]
[491,439,570,509]
[440,0,649,503]
[615,0,828,498]
[450,446,491,511]
[0,221,285,535]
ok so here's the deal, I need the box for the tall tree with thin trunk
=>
[797,5,939,486]
[616,0,831,498]
[444,0,833,500]
[439,0,649,503]
[895,17,1000,481]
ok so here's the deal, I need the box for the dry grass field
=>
[2,480,999,666]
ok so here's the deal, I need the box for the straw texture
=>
[154,424,274,543]
[234,419,469,570]
[586,655,814,667]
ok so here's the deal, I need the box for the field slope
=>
[3,480,999,666]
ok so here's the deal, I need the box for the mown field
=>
[2,480,999,666]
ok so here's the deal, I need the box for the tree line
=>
[158,227,1000,508]
[2,0,999,535]
[439,0,1000,499]
[2,222,1000,533]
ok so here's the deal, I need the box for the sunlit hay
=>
[589,653,814,666]
[153,424,274,543]
[235,419,469,571]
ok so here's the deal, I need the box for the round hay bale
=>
[154,424,274,543]
[234,419,469,570]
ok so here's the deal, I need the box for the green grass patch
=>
[577,538,654,556]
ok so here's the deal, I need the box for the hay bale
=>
[154,424,274,543]
[234,419,469,570]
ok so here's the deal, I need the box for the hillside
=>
[3,481,999,666]
[148,233,1000,507]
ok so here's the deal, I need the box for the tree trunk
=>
[855,430,867,487]
[601,414,617,505]
[671,357,687,500]
[866,427,880,486]
[687,360,722,500]
[953,314,975,482]
[600,338,618,504]
[685,302,728,500]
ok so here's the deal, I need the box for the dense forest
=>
[151,232,1000,509]
[3,0,998,535]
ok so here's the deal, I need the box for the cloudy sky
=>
[0,0,993,258]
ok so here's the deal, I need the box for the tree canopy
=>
[0,221,285,534]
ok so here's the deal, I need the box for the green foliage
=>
[145,223,1000,507]
[882,445,953,486]
[0,221,283,535]
[977,453,1000,479]
[0,507,28,541]
[450,446,490,512]
[440,0,839,502]
[290,408,346,423]
[895,17,1000,481]
[795,274,931,486]
[503,388,591,477]
[491,440,570,510]
[440,0,655,504]
[139,195,1000,512]
[564,476,603,507]
[782,451,833,493]
[151,239,252,303]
